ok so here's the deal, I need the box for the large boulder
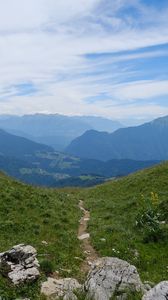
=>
[0,244,40,285]
[142,281,168,300]
[41,277,82,300]
[84,257,145,300]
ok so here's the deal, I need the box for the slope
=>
[66,115,168,161]
[0,172,83,299]
[0,129,53,159]
[79,162,168,283]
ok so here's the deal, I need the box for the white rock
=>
[78,233,90,240]
[84,257,146,300]
[41,277,82,299]
[142,281,168,300]
[0,244,40,285]
[42,240,48,245]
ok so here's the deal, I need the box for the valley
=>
[1,114,166,188]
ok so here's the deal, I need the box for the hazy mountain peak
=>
[0,114,123,151]
[66,115,168,161]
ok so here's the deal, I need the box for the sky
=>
[0,0,168,124]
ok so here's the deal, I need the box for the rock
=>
[60,268,72,274]
[41,277,82,299]
[42,240,48,245]
[0,244,40,285]
[87,261,93,266]
[63,292,78,300]
[84,257,146,300]
[100,238,106,242]
[78,233,90,240]
[143,281,153,292]
[142,281,168,300]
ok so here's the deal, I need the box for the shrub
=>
[40,260,54,275]
[136,192,167,243]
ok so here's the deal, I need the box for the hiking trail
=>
[78,200,98,275]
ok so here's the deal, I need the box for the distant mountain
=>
[0,114,123,151]
[66,115,168,161]
[73,115,123,132]
[0,129,53,159]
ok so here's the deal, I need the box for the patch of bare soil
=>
[78,200,98,275]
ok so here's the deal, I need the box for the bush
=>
[40,260,54,275]
[136,192,167,243]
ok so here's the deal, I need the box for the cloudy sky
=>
[0,0,168,123]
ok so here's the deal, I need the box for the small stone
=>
[60,268,72,274]
[84,250,91,255]
[78,233,90,240]
[74,257,83,261]
[42,241,48,245]
[100,238,106,242]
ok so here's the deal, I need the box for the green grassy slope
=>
[0,162,168,299]
[0,172,83,299]
[80,162,168,283]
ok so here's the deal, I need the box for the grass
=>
[0,162,168,299]
[0,173,83,299]
[79,162,168,284]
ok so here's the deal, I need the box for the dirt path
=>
[78,200,98,275]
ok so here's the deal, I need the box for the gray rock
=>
[0,244,40,285]
[41,277,82,299]
[63,291,78,300]
[84,257,145,300]
[142,281,168,300]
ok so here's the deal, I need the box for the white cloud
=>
[0,0,167,121]
[111,80,168,101]
[0,0,98,32]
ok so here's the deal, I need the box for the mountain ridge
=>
[0,128,53,158]
[0,114,123,151]
[66,115,168,161]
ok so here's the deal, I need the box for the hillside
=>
[0,129,52,159]
[66,115,168,161]
[80,162,168,283]
[0,114,123,151]
[0,172,83,299]
[0,163,167,299]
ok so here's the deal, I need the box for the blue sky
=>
[0,0,168,124]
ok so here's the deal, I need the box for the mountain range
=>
[66,115,168,161]
[0,114,167,187]
[0,114,123,151]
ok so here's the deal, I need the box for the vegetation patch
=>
[0,173,83,299]
[80,162,168,284]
